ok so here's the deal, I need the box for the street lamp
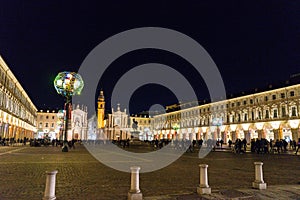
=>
[54,71,84,152]
[172,123,180,140]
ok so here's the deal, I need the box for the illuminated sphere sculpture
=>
[54,71,84,98]
[54,71,84,152]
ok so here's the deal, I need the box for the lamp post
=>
[172,123,180,140]
[54,72,84,152]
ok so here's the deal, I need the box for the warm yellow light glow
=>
[220,125,226,132]
[230,124,237,131]
[255,122,264,130]
[270,121,282,129]
[241,123,251,130]
[288,119,300,129]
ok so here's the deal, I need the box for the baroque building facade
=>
[0,56,37,139]
[36,104,88,141]
[97,84,300,143]
[153,84,300,143]
[97,90,152,140]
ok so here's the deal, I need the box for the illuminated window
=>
[39,123,42,128]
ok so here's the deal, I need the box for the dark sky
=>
[1,1,300,115]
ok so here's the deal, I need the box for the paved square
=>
[0,144,299,199]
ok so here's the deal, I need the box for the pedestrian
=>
[242,138,247,152]
[228,139,232,148]
[295,138,300,155]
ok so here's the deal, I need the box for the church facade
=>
[96,90,152,140]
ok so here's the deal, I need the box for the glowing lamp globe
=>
[54,71,84,97]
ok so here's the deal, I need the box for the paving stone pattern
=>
[0,144,299,199]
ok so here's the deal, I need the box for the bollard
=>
[252,162,267,190]
[197,164,211,194]
[128,166,143,200]
[43,170,58,200]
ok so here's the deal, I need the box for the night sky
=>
[1,1,300,115]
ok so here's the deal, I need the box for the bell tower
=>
[97,90,105,128]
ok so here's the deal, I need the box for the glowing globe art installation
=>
[54,71,84,152]
[54,71,84,97]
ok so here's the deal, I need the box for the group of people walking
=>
[0,137,28,146]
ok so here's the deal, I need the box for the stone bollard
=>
[43,170,58,200]
[252,162,267,190]
[128,166,143,200]
[197,164,211,194]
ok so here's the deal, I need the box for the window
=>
[281,107,286,117]
[251,111,254,120]
[52,116,55,119]
[290,91,295,97]
[292,107,297,117]
[280,93,285,98]
[231,103,235,107]
[258,111,262,119]
[237,102,240,106]
[243,100,247,105]
[46,116,49,119]
[238,114,241,122]
[39,122,42,128]
[272,94,276,100]
[273,109,278,118]
[265,110,269,119]
[45,123,48,127]
[265,96,268,101]
[244,113,248,121]
[51,123,54,127]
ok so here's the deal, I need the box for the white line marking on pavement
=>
[0,148,26,156]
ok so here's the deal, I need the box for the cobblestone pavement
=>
[0,144,299,199]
